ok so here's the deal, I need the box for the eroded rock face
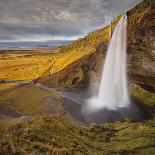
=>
[127,0,155,88]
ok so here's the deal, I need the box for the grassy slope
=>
[130,85,155,107]
[0,83,19,92]
[1,115,155,155]
[0,49,66,80]
[0,85,62,116]
[0,46,94,81]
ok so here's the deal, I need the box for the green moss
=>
[1,115,155,155]
[129,85,155,106]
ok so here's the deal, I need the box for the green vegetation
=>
[1,115,155,155]
[0,85,61,115]
[130,85,155,107]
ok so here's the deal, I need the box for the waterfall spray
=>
[85,14,130,112]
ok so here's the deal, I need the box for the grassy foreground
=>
[1,115,155,155]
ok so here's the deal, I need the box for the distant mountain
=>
[0,40,73,48]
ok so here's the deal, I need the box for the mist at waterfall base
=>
[81,15,148,124]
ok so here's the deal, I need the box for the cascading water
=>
[86,14,130,112]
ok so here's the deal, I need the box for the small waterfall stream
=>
[86,14,130,111]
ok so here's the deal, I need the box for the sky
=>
[0,0,141,42]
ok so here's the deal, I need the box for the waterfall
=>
[86,14,130,112]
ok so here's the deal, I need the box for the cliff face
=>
[39,0,155,106]
[127,0,155,88]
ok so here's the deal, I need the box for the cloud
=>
[0,0,141,41]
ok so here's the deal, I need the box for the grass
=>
[0,85,61,115]
[130,84,155,106]
[1,115,155,155]
[0,118,22,130]
[0,83,19,91]
[0,47,93,81]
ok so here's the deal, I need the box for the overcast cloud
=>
[0,0,141,41]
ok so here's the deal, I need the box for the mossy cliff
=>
[39,0,155,106]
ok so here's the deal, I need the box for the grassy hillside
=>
[0,84,63,117]
[0,48,92,81]
[0,83,19,92]
[1,115,155,155]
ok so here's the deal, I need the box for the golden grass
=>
[0,83,19,91]
[0,48,92,81]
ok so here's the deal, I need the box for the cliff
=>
[39,0,155,106]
